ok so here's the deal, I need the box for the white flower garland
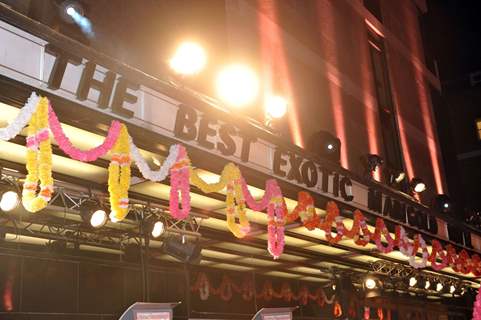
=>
[129,137,179,182]
[0,92,40,141]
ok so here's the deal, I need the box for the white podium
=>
[119,302,181,320]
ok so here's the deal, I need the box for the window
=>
[367,30,404,172]
[476,119,481,140]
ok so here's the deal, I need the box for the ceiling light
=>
[409,276,417,287]
[80,201,107,228]
[425,280,431,290]
[151,220,165,238]
[0,186,20,212]
[216,64,259,107]
[365,277,377,290]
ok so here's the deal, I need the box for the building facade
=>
[0,1,477,320]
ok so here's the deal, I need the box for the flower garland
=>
[0,92,39,141]
[473,288,481,320]
[22,97,54,213]
[5,94,481,275]
[169,145,191,220]
[108,124,131,221]
[190,272,335,307]
[48,104,122,162]
[130,140,179,182]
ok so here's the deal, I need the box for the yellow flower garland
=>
[191,163,250,238]
[108,124,131,221]
[22,97,53,212]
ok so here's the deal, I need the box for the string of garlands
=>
[190,272,336,307]
[3,93,481,275]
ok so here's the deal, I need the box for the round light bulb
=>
[414,182,426,193]
[409,277,417,287]
[0,191,19,212]
[436,283,443,292]
[365,278,377,290]
[66,6,76,16]
[327,143,334,150]
[265,95,288,119]
[151,221,165,238]
[450,285,456,294]
[90,209,107,228]
[169,41,207,76]
[216,64,259,107]
[425,280,431,290]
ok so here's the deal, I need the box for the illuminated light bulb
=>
[425,280,431,290]
[182,234,186,244]
[151,221,165,238]
[436,283,443,292]
[265,95,288,119]
[66,6,76,16]
[327,143,334,150]
[331,284,336,290]
[0,190,20,212]
[216,64,259,107]
[169,42,207,76]
[365,278,377,290]
[449,285,456,294]
[409,277,417,287]
[443,202,449,209]
[395,172,406,183]
[90,209,107,228]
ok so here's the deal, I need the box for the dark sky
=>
[423,0,481,82]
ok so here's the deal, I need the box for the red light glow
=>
[257,1,304,148]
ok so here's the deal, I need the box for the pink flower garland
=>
[474,289,481,320]
[241,178,286,258]
[169,145,191,220]
[48,104,121,162]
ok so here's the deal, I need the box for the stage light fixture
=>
[365,278,377,290]
[363,154,383,178]
[436,282,443,292]
[409,276,417,287]
[80,201,107,228]
[434,194,452,213]
[388,168,406,185]
[449,284,456,294]
[410,177,426,193]
[265,95,288,119]
[163,235,202,264]
[144,217,165,239]
[216,64,259,107]
[169,41,207,76]
[424,279,431,290]
[307,130,341,163]
[0,185,20,212]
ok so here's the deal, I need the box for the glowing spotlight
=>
[90,209,108,228]
[80,201,107,228]
[0,188,20,212]
[434,194,452,213]
[425,280,431,290]
[66,6,76,16]
[409,276,417,287]
[265,95,288,119]
[365,277,377,290]
[410,177,426,193]
[436,282,443,292]
[151,220,165,238]
[450,284,456,294]
[216,64,259,107]
[169,42,207,76]
[327,143,334,150]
